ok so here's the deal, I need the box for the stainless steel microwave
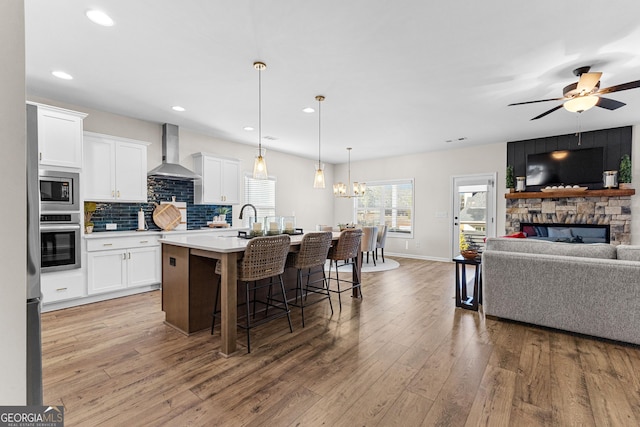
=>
[39,170,79,212]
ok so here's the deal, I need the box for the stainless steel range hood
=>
[147,123,200,180]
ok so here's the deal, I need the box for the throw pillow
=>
[534,226,549,237]
[522,225,537,237]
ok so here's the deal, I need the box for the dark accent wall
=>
[88,177,231,232]
[507,126,632,191]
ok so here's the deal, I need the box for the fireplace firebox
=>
[519,223,610,244]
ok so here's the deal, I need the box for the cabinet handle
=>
[112,190,115,197]
[122,253,126,260]
[103,243,113,246]
[55,287,68,292]
[39,152,42,161]
[128,252,131,259]
[140,240,148,243]
[117,190,121,198]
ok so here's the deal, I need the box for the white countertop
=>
[160,232,310,253]
[84,227,247,239]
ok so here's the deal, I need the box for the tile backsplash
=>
[88,177,231,232]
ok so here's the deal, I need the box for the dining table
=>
[159,231,361,356]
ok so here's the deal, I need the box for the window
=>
[355,179,414,237]
[243,174,276,226]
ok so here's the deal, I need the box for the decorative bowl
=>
[460,249,479,260]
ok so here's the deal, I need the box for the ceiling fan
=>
[509,66,640,120]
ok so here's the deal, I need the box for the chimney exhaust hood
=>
[147,123,201,180]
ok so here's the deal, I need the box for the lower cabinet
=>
[87,236,160,295]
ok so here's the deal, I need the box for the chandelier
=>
[333,147,366,198]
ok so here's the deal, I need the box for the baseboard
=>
[42,284,161,312]
[384,252,451,263]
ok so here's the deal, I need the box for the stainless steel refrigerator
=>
[26,103,43,405]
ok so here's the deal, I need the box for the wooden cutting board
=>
[152,204,182,231]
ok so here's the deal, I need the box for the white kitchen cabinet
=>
[86,235,160,295]
[192,153,240,204]
[41,268,86,304]
[83,132,149,202]
[30,102,87,169]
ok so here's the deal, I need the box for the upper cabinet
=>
[83,132,149,202]
[30,102,87,169]
[192,153,240,205]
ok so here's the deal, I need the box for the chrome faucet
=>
[239,204,257,223]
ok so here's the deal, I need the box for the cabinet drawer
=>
[41,270,86,304]
[86,235,159,252]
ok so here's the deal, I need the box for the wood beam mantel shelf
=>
[505,188,635,200]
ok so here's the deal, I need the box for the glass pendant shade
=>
[253,148,268,180]
[313,163,326,188]
[563,95,599,113]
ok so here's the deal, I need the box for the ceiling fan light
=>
[563,95,599,113]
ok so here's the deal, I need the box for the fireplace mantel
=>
[505,188,635,200]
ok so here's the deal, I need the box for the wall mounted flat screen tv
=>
[526,147,604,187]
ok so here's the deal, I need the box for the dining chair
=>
[285,231,333,327]
[326,228,363,310]
[210,234,292,353]
[375,224,388,263]
[360,226,378,266]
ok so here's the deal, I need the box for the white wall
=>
[335,143,507,261]
[0,0,27,405]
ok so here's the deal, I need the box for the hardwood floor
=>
[41,258,640,426]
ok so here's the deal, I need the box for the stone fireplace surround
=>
[505,192,632,245]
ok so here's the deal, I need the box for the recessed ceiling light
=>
[302,107,315,113]
[171,106,185,112]
[51,70,73,80]
[243,126,254,131]
[86,10,114,27]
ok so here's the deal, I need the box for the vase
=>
[85,225,94,234]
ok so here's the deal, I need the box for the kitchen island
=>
[160,232,361,356]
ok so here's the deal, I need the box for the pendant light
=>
[333,147,366,198]
[313,95,326,188]
[252,61,268,179]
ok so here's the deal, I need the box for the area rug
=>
[324,258,400,273]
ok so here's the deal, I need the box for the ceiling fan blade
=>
[577,72,602,92]
[596,97,626,110]
[598,79,640,95]
[508,97,564,106]
[531,104,563,120]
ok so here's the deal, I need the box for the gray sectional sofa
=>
[482,237,640,345]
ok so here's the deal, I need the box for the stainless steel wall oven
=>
[40,212,81,272]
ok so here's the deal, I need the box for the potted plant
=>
[506,165,515,192]
[619,154,632,189]
[84,201,96,233]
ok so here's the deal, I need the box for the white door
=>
[451,174,496,259]
[115,141,147,202]
[87,250,127,294]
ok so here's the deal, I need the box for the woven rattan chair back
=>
[328,228,363,261]
[238,235,291,281]
[293,232,333,270]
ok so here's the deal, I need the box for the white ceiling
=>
[25,0,640,164]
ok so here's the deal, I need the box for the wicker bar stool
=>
[210,234,292,353]
[285,231,334,327]
[326,228,363,310]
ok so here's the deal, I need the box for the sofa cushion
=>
[485,237,617,259]
[616,245,640,261]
